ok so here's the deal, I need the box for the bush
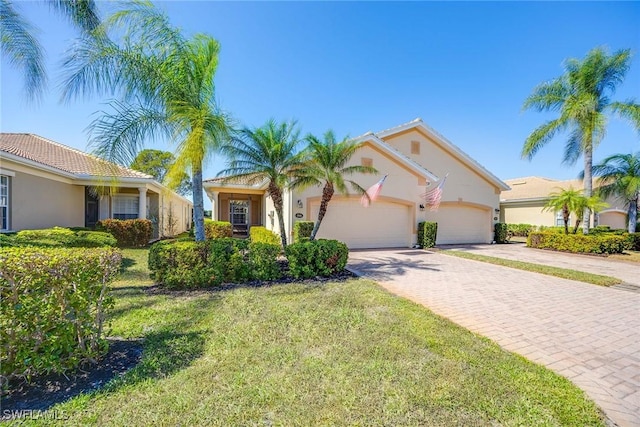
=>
[10,227,116,248]
[625,233,640,251]
[0,247,122,382]
[249,226,280,245]
[97,219,152,247]
[148,238,279,289]
[417,222,438,248]
[204,220,232,239]
[494,223,509,244]
[285,239,349,279]
[293,221,314,242]
[506,223,535,237]
[537,226,566,234]
[527,232,627,254]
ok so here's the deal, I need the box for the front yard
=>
[9,248,606,426]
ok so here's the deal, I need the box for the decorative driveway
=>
[348,249,640,427]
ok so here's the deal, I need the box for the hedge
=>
[6,227,117,248]
[293,221,314,242]
[494,223,509,244]
[417,222,437,248]
[527,232,627,254]
[148,238,280,289]
[204,220,232,239]
[625,233,640,251]
[285,239,349,279]
[506,223,536,237]
[249,226,280,245]
[0,247,122,382]
[97,219,152,247]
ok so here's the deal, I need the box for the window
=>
[112,195,139,220]
[555,211,570,227]
[361,157,373,167]
[411,140,420,155]
[0,175,8,230]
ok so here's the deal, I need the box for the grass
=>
[441,250,621,287]
[13,248,606,426]
[609,250,640,263]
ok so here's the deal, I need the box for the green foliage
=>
[97,219,153,247]
[293,221,314,242]
[493,223,509,244]
[507,223,536,237]
[130,149,192,196]
[0,247,122,382]
[527,232,627,254]
[417,221,438,248]
[7,227,117,248]
[148,239,280,289]
[204,220,232,239]
[285,239,349,279]
[249,226,280,245]
[624,233,640,251]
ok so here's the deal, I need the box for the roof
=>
[374,118,510,191]
[0,133,152,179]
[501,176,585,201]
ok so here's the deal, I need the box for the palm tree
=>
[291,131,377,240]
[522,47,640,234]
[543,187,585,234]
[591,152,640,233]
[571,195,608,234]
[61,2,231,241]
[218,120,304,247]
[0,0,100,100]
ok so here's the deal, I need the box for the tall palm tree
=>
[591,152,640,233]
[218,120,303,247]
[61,2,231,241]
[543,187,585,234]
[291,131,377,240]
[0,0,100,100]
[522,47,640,234]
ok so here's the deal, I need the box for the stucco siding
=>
[598,211,627,230]
[502,204,554,226]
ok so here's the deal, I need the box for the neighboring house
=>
[204,118,509,248]
[0,133,193,237]
[500,176,629,230]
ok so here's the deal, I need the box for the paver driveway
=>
[348,249,640,427]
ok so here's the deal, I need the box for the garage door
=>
[427,204,490,244]
[310,199,412,249]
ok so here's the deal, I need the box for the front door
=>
[85,187,99,228]
[230,200,249,236]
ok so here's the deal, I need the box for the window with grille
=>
[0,175,8,230]
[113,195,139,220]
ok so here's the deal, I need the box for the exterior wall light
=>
[419,204,425,211]
[297,200,303,209]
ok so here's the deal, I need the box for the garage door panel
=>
[428,205,490,245]
[310,200,411,249]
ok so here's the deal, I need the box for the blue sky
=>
[2,1,639,208]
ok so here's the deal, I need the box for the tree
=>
[570,194,608,234]
[590,152,640,233]
[218,120,303,247]
[543,187,585,234]
[291,131,377,240]
[0,0,100,100]
[62,1,231,241]
[130,149,192,196]
[522,47,640,234]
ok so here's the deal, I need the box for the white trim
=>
[599,208,628,215]
[0,174,9,231]
[0,169,16,177]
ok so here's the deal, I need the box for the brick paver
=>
[348,249,640,427]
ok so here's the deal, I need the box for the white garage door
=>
[310,200,412,249]
[427,205,490,244]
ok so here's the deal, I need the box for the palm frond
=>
[610,101,640,132]
[49,0,101,33]
[522,117,569,160]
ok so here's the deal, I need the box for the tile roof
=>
[501,176,585,201]
[0,133,152,179]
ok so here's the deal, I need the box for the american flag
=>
[423,174,448,211]
[361,175,388,208]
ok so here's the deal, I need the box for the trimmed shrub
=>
[537,226,566,234]
[0,247,122,382]
[249,226,280,245]
[417,222,438,248]
[494,223,509,244]
[249,242,282,280]
[506,223,535,237]
[527,232,627,254]
[625,233,640,251]
[97,219,152,247]
[10,227,116,248]
[285,239,349,279]
[204,220,232,239]
[293,221,314,242]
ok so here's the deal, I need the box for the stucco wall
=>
[501,204,555,226]
[598,211,627,230]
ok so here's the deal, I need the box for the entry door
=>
[85,187,99,228]
[230,200,249,235]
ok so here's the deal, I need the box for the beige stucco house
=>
[204,118,509,248]
[500,176,630,230]
[0,133,193,237]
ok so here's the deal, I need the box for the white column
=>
[212,191,219,220]
[138,187,147,219]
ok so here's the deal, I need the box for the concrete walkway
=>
[348,249,640,427]
[443,242,640,287]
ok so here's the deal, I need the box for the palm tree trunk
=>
[629,197,638,233]
[310,183,334,240]
[582,144,593,235]
[563,204,569,234]
[192,167,206,241]
[573,219,581,234]
[268,181,287,247]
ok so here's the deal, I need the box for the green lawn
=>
[16,248,606,426]
[441,250,621,287]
